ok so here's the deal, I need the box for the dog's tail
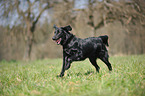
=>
[99,35,109,46]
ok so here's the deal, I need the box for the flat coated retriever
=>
[52,25,112,77]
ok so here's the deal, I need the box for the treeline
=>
[0,0,145,60]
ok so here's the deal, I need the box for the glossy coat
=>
[52,25,112,77]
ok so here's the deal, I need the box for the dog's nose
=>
[52,37,56,40]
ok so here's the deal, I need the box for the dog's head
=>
[52,25,72,45]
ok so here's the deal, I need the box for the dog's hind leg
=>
[89,57,100,73]
[99,52,112,71]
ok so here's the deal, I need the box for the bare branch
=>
[15,0,26,21]
[31,3,53,32]
[104,0,114,7]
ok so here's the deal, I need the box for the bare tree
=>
[1,0,54,60]
[79,0,145,36]
[15,0,54,60]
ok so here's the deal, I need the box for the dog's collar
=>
[63,34,74,47]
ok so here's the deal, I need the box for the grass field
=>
[0,55,145,96]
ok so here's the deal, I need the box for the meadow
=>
[0,55,145,96]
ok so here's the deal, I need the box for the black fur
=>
[52,25,112,77]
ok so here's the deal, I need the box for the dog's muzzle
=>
[52,37,62,45]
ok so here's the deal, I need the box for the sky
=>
[74,0,88,9]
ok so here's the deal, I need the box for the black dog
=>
[52,25,112,77]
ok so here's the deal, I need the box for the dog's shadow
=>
[84,70,94,75]
[75,70,94,76]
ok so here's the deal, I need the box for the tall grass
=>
[0,55,145,96]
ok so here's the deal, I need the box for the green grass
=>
[0,55,145,96]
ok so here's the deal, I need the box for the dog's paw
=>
[57,74,64,77]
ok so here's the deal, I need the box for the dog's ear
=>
[62,25,72,32]
[53,24,58,30]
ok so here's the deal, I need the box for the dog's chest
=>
[63,42,82,56]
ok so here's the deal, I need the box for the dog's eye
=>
[54,31,58,34]
[57,30,60,34]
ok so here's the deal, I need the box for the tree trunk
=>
[140,33,144,54]
[23,35,34,60]
[23,24,34,61]
[91,28,96,37]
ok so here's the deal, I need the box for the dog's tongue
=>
[56,38,61,44]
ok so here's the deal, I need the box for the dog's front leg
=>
[59,56,71,77]
[64,57,72,70]
[59,51,70,77]
[59,54,66,77]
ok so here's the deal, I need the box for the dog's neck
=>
[63,33,74,47]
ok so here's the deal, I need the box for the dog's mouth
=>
[55,38,62,45]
